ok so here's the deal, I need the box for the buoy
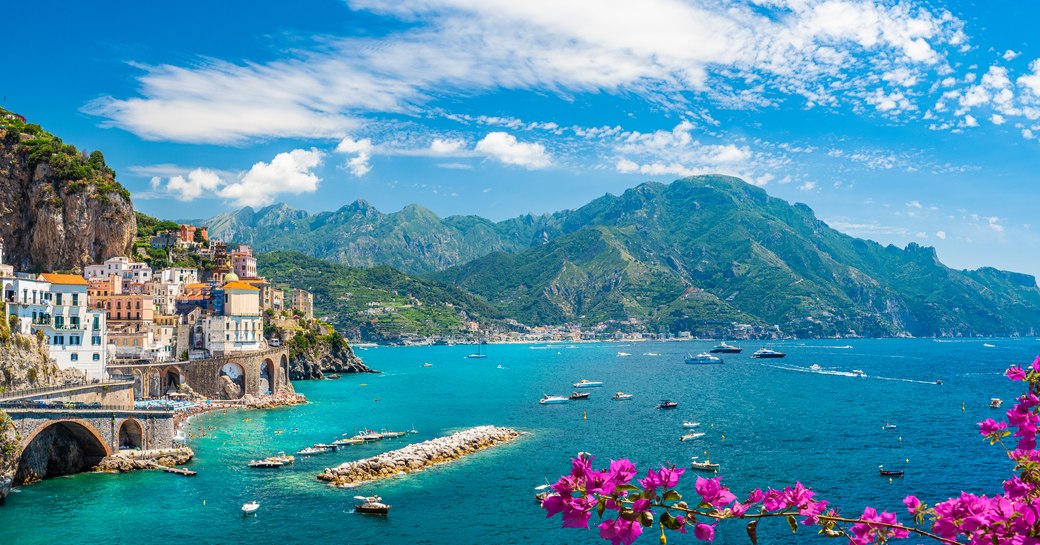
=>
[906,458,909,463]
[961,402,965,412]
[888,477,893,483]
[898,437,903,442]
[203,499,206,505]
[721,435,725,441]
[583,411,587,420]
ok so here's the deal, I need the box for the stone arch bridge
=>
[108,347,292,400]
[2,407,175,496]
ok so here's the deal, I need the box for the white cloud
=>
[88,0,968,143]
[906,200,923,208]
[991,113,1005,125]
[798,181,817,191]
[335,137,373,176]
[1004,50,1021,61]
[987,216,1004,233]
[935,230,947,239]
[219,149,324,207]
[429,138,467,155]
[474,132,551,169]
[151,168,224,201]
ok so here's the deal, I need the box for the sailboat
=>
[466,341,488,359]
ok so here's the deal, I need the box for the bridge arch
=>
[280,354,290,385]
[132,370,143,399]
[259,358,273,394]
[15,419,112,486]
[147,369,160,399]
[118,418,144,450]
[218,362,246,399]
[162,366,183,395]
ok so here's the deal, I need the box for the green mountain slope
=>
[256,251,500,341]
[434,176,1040,337]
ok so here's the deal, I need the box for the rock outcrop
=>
[92,447,195,473]
[0,333,84,391]
[0,410,18,503]
[317,426,519,487]
[289,336,377,379]
[0,113,135,272]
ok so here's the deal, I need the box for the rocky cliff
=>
[0,111,135,271]
[288,333,377,379]
[0,333,83,391]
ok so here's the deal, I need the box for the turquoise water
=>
[0,339,1028,544]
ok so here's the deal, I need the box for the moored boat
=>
[573,379,604,388]
[656,400,679,409]
[297,446,326,456]
[990,398,1003,408]
[682,421,700,428]
[616,352,631,357]
[242,501,260,515]
[333,437,364,446]
[879,465,904,477]
[354,495,391,515]
[540,394,569,405]
[269,452,295,464]
[690,457,719,471]
[680,432,705,442]
[751,348,786,359]
[248,459,284,468]
[611,392,633,400]
[313,443,338,451]
[569,391,590,400]
[327,373,341,379]
[685,353,723,364]
[709,342,742,354]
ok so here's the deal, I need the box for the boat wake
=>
[762,363,939,384]
[795,345,854,349]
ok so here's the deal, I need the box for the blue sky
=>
[5,1,1040,277]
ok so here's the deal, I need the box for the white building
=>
[147,281,183,316]
[4,273,107,380]
[158,267,198,285]
[84,257,153,283]
[203,280,264,354]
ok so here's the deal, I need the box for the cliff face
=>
[0,118,135,272]
[0,334,83,391]
[289,338,376,379]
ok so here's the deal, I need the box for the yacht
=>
[354,495,391,515]
[333,437,364,446]
[534,484,556,504]
[751,348,786,359]
[682,421,701,428]
[685,353,723,364]
[690,456,719,471]
[612,392,633,400]
[709,342,743,354]
[573,379,604,388]
[357,431,383,442]
[381,430,408,438]
[313,443,338,451]
[990,398,1003,408]
[569,391,591,400]
[680,432,705,442]
[466,342,489,359]
[539,395,569,405]
[656,400,679,409]
[242,501,260,515]
[248,459,284,468]
[269,452,295,464]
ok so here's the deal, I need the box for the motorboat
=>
[269,452,295,464]
[422,363,433,367]
[540,395,569,405]
[381,430,408,438]
[685,353,722,364]
[242,501,260,515]
[534,484,557,504]
[935,379,942,385]
[313,443,338,451]
[882,422,897,430]
[297,446,326,456]
[573,379,604,388]
[612,392,633,400]
[327,374,341,379]
[248,459,284,468]
[354,495,391,515]
[357,431,383,441]
[333,437,364,446]
[809,364,822,371]
[680,432,705,442]
[879,465,904,477]
[690,457,719,471]
[709,342,742,354]
[682,421,701,428]
[851,369,867,377]
[569,391,591,400]
[617,352,631,357]
[644,352,661,356]
[656,400,679,409]
[991,398,1003,408]
[983,343,996,348]
[751,348,786,359]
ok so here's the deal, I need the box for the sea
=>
[0,338,1028,544]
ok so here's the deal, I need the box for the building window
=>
[55,316,64,328]
[53,336,63,345]
[92,353,99,361]
[71,353,78,361]
[92,335,101,346]
[70,336,80,345]
[92,316,99,329]
[55,293,62,306]
[70,317,79,329]
[71,293,79,306]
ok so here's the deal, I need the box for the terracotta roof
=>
[223,281,259,291]
[184,283,210,290]
[40,273,88,285]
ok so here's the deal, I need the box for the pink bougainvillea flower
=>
[903,495,921,515]
[978,418,1007,437]
[693,523,715,542]
[598,517,643,545]
[1007,366,1027,381]
[695,476,737,507]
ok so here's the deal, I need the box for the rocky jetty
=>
[317,426,519,487]
[92,447,194,473]
[289,335,377,379]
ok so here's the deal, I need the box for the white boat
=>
[685,353,723,364]
[333,437,364,446]
[467,343,489,359]
[882,422,897,430]
[709,342,743,354]
[983,343,996,348]
[573,379,604,388]
[680,432,706,442]
[809,364,822,371]
[296,447,326,456]
[269,452,295,464]
[851,369,867,377]
[354,495,391,515]
[991,398,1003,408]
[422,363,433,367]
[682,421,701,428]
[540,395,569,405]
[751,348,786,359]
[242,501,260,515]
[616,352,631,357]
[644,352,661,356]
[690,456,719,471]
[611,392,633,400]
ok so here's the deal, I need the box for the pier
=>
[317,426,519,487]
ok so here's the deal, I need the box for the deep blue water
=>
[0,339,1030,544]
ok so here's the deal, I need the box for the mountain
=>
[0,108,135,271]
[433,176,1040,337]
[256,251,500,341]
[198,201,562,274]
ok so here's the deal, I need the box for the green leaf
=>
[597,497,606,518]
[640,511,655,528]
[787,515,798,534]
[619,509,638,521]
[660,512,683,531]
[662,490,682,502]
[746,520,758,545]
[617,484,641,493]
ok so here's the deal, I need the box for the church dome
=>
[225,272,240,282]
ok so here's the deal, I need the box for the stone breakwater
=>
[317,426,519,487]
